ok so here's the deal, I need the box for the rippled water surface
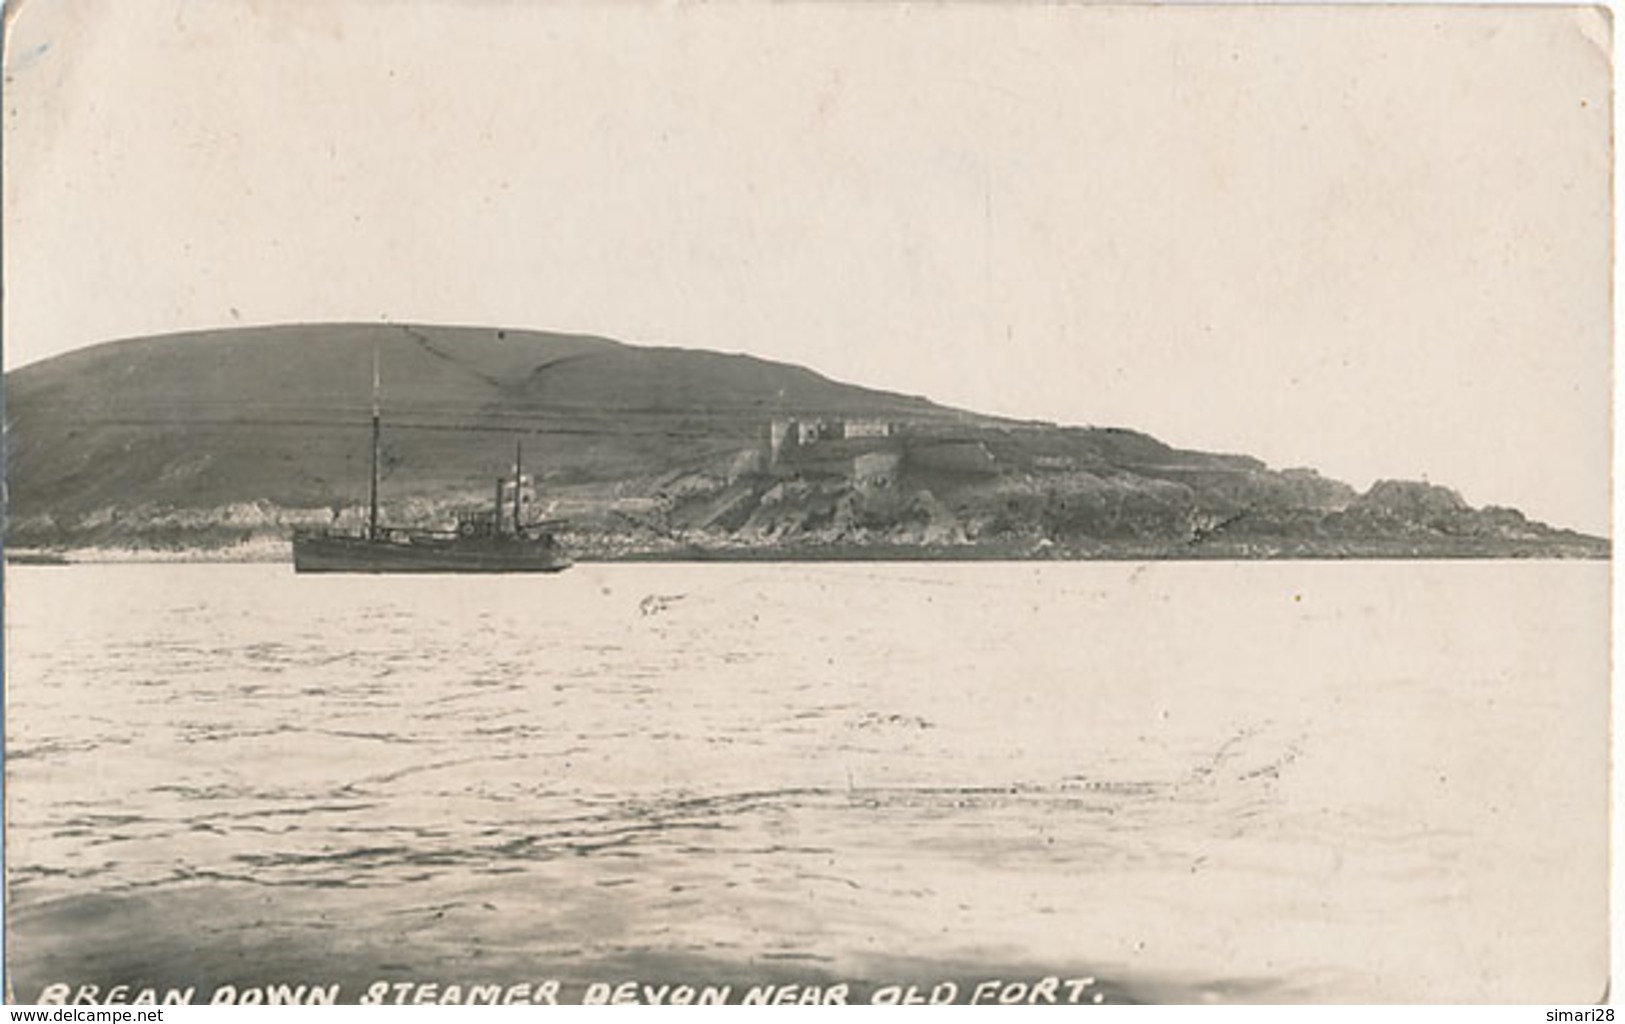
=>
[4,561,1608,1002]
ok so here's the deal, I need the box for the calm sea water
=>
[3,561,1609,1003]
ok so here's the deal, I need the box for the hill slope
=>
[3,323,1607,559]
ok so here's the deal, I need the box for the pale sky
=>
[2,1,1612,535]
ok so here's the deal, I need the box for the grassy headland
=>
[4,324,1607,562]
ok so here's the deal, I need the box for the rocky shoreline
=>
[6,531,1608,566]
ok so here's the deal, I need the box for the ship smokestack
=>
[513,439,524,536]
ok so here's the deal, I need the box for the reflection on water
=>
[4,562,1608,1003]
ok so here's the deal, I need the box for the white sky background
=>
[1,1,1611,536]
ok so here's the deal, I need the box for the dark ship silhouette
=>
[291,354,570,574]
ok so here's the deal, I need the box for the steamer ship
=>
[291,356,570,574]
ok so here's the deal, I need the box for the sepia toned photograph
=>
[1,0,1611,1006]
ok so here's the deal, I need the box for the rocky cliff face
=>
[553,446,1603,560]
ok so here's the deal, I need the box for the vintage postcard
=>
[1,1,1611,1006]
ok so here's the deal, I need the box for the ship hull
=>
[292,532,571,574]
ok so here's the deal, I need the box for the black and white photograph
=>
[1,1,1611,1006]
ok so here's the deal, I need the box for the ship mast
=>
[368,347,381,541]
